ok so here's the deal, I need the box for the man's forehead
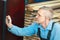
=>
[37,9,49,16]
[38,9,44,13]
[37,11,44,16]
[38,9,48,11]
[38,9,50,13]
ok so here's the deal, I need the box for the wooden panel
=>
[24,1,60,40]
[6,0,24,40]
[0,0,4,40]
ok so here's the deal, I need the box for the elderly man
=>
[6,6,60,40]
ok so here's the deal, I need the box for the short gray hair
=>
[39,6,54,20]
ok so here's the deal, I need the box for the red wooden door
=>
[0,0,4,40]
[5,0,24,40]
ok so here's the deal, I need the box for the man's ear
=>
[44,16,47,19]
[45,16,46,19]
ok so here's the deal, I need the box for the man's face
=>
[35,9,47,24]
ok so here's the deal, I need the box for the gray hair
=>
[39,6,54,20]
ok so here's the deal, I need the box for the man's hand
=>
[6,15,13,28]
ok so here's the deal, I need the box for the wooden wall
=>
[0,0,24,40]
[6,0,24,40]
[0,0,3,40]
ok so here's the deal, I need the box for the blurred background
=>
[0,0,60,40]
[0,0,24,40]
[24,0,60,40]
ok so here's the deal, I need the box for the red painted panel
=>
[7,0,24,27]
[6,0,24,40]
[0,1,4,40]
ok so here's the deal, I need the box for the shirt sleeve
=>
[54,23,60,40]
[8,22,37,36]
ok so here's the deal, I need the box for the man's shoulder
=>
[54,22,60,30]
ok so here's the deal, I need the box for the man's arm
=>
[8,23,36,36]
[6,15,36,36]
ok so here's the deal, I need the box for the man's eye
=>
[38,14,41,16]
[39,15,40,16]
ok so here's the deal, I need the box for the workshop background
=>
[24,0,60,40]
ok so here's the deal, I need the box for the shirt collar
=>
[39,20,54,30]
[46,20,54,30]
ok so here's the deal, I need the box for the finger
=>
[6,16,8,19]
[8,15,11,19]
[6,16,11,21]
[7,15,12,23]
[6,16,10,23]
[6,17,9,24]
